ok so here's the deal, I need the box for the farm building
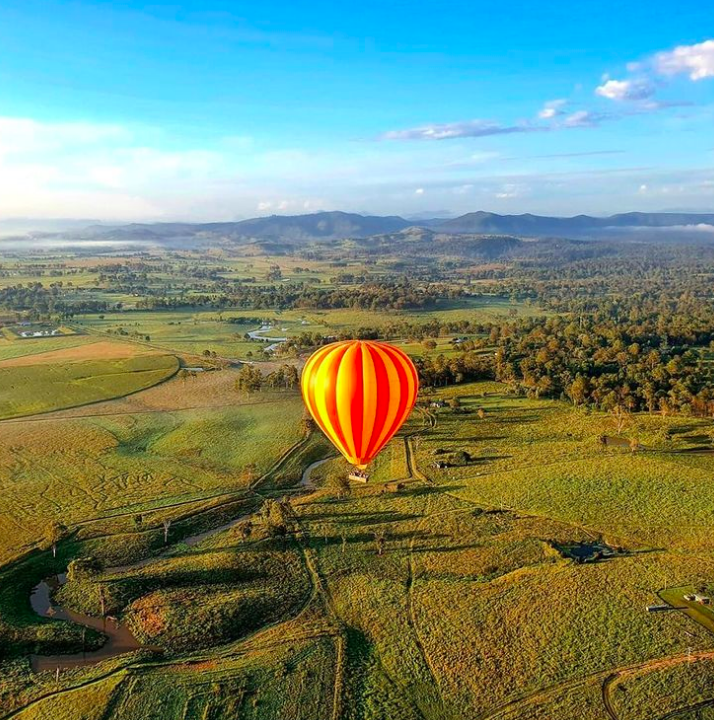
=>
[684,594,711,605]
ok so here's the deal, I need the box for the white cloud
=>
[654,39,714,81]
[563,110,609,128]
[495,183,527,199]
[596,78,655,101]
[414,188,425,195]
[538,99,567,119]
[381,119,546,141]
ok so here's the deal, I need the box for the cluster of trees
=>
[492,315,714,414]
[0,284,108,319]
[235,363,299,392]
[136,280,456,312]
[414,352,493,388]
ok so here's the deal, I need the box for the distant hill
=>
[77,212,413,244]
[435,211,714,236]
[228,211,412,240]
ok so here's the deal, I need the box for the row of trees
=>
[135,280,455,312]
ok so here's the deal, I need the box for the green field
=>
[0,355,179,420]
[0,335,96,362]
[0,375,712,719]
[74,311,266,359]
[71,295,541,361]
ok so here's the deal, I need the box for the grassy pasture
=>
[0,354,179,420]
[0,334,95,363]
[0,364,306,564]
[71,295,545,361]
[294,466,714,719]
[75,310,268,358]
[411,383,714,554]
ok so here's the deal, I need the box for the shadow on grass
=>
[303,510,421,525]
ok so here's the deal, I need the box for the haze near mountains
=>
[2,210,714,248]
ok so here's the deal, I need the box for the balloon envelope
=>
[301,340,419,469]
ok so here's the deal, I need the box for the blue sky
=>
[0,0,712,220]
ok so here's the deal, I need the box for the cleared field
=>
[0,340,166,367]
[0,380,305,564]
[0,354,179,420]
[0,335,95,363]
[410,383,714,554]
[72,297,545,360]
[74,311,265,358]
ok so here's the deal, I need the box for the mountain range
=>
[3,210,714,247]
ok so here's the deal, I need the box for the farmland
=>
[0,341,179,420]
[0,244,713,719]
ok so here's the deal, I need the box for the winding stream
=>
[247,325,288,354]
[29,460,330,672]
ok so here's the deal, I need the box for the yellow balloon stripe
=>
[302,344,342,454]
[313,344,352,461]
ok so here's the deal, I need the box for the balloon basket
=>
[348,469,370,483]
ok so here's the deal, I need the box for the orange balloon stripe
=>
[301,340,419,468]
[374,347,415,459]
[359,344,379,459]
[335,343,360,460]
[363,344,403,459]
[302,346,339,451]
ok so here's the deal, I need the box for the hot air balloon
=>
[301,340,419,471]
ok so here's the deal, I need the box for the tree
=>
[163,519,172,544]
[611,404,630,434]
[67,556,104,582]
[260,497,297,541]
[284,364,299,390]
[327,471,351,499]
[234,520,253,542]
[236,364,263,393]
[372,529,387,556]
[568,376,589,407]
[43,520,67,558]
[300,411,317,436]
